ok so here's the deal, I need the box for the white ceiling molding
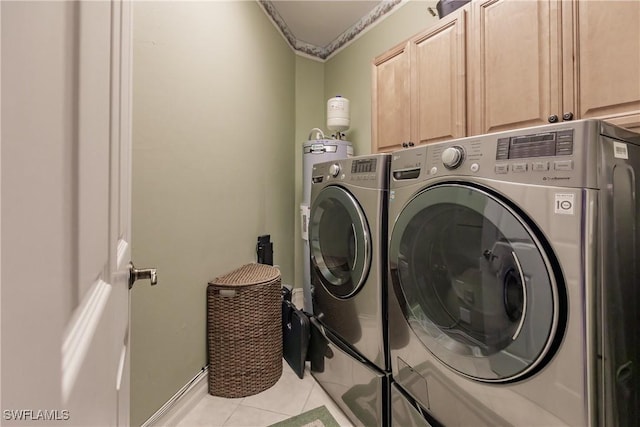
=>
[260,0,403,61]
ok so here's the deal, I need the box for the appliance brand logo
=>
[543,176,571,181]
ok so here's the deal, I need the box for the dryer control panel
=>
[312,154,391,190]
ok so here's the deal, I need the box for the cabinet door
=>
[372,42,411,153]
[469,0,561,135]
[564,0,640,128]
[411,7,467,145]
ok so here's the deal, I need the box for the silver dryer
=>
[308,154,391,426]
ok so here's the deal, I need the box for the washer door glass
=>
[389,184,562,382]
[310,186,371,298]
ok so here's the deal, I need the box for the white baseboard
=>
[142,367,208,427]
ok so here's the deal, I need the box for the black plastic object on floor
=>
[281,298,310,379]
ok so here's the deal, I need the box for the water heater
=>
[327,96,350,133]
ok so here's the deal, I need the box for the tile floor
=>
[175,361,354,427]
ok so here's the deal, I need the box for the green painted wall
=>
[131,2,295,425]
[325,1,439,156]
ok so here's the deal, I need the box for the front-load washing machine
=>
[387,120,639,426]
[308,154,391,426]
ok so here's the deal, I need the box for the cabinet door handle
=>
[548,114,559,123]
[562,112,574,121]
[408,142,415,147]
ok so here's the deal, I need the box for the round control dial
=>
[329,163,341,177]
[441,146,465,169]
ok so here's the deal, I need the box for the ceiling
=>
[260,0,405,60]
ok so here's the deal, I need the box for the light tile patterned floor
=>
[175,361,354,427]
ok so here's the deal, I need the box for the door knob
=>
[129,262,158,289]
[548,114,559,123]
[562,112,574,121]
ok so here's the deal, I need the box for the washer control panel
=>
[428,139,485,177]
[493,129,575,175]
[496,130,574,160]
[391,121,591,188]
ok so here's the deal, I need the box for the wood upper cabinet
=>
[372,7,467,153]
[372,0,639,151]
[469,0,640,135]
[372,42,411,153]
[468,0,560,135]
[564,0,640,131]
[411,7,467,145]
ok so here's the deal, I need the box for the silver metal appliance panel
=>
[388,178,588,426]
[309,154,390,370]
[595,132,640,426]
[309,317,387,427]
[303,139,353,204]
[392,364,512,427]
[390,383,433,427]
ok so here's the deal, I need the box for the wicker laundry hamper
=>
[207,263,283,398]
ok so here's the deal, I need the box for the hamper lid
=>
[209,263,280,288]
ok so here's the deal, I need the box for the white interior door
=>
[1,1,137,425]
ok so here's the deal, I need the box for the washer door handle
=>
[509,251,527,341]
